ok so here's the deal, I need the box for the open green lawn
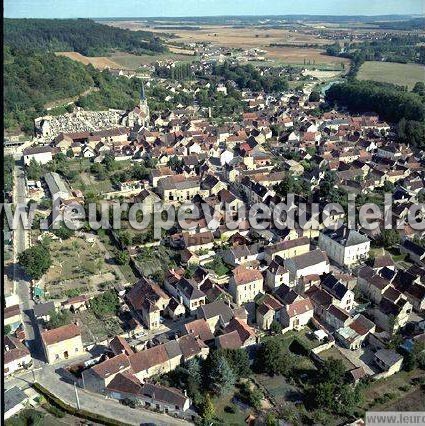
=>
[357,61,425,90]
[319,346,356,371]
[213,386,253,426]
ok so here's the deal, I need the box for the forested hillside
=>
[3,18,168,134]
[4,46,94,132]
[4,18,165,56]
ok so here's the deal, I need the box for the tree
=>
[254,337,295,376]
[383,180,395,192]
[412,81,425,97]
[309,91,320,102]
[18,243,52,280]
[53,224,75,240]
[219,348,251,379]
[27,158,43,180]
[46,309,72,329]
[381,229,401,249]
[115,250,129,265]
[4,325,11,335]
[270,320,282,335]
[90,290,120,317]
[117,230,132,247]
[201,393,215,421]
[208,352,236,395]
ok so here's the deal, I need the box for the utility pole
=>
[74,382,81,410]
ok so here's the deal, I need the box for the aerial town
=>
[3,4,425,426]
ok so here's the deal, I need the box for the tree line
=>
[4,18,165,56]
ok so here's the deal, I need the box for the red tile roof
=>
[41,324,81,346]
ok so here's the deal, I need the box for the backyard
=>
[73,309,125,344]
[43,236,120,298]
[319,346,356,371]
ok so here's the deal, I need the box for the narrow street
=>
[12,157,45,362]
[6,364,191,426]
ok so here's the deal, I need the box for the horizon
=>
[4,0,424,19]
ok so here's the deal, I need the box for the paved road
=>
[6,365,191,426]
[12,158,45,363]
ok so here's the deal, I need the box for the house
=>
[106,373,191,413]
[265,258,290,290]
[321,273,355,312]
[4,335,32,376]
[182,231,215,252]
[4,305,22,332]
[157,175,201,202]
[284,249,330,281]
[33,301,56,322]
[166,298,186,320]
[400,239,425,264]
[357,266,391,304]
[41,323,84,364]
[83,353,132,393]
[324,304,351,330]
[125,277,170,330]
[256,294,284,330]
[129,341,181,382]
[173,278,206,312]
[183,318,215,344]
[178,333,209,362]
[374,297,412,333]
[23,145,55,165]
[228,266,264,305]
[318,227,370,267]
[216,318,256,349]
[223,244,261,267]
[4,387,29,420]
[374,349,403,376]
[280,297,314,331]
[109,335,134,357]
[197,300,234,332]
[61,295,89,312]
[264,237,310,263]
[335,314,375,350]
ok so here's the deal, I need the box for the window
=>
[75,347,79,352]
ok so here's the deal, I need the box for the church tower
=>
[139,82,150,126]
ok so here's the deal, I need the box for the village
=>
[4,45,425,426]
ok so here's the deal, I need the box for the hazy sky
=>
[4,0,424,19]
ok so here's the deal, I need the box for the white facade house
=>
[318,227,370,268]
[23,146,54,165]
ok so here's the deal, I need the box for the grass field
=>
[357,61,425,89]
[362,369,425,412]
